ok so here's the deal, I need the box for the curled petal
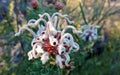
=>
[41,52,49,64]
[46,21,57,34]
[60,33,73,44]
[61,26,81,36]
[53,16,58,27]
[64,53,70,66]
[55,55,64,69]
[58,44,66,55]
[28,50,33,60]
[37,25,46,36]
[57,19,62,30]
[81,25,90,30]
[27,50,39,60]
[49,36,58,46]
[31,36,44,47]
[92,34,97,40]
[60,33,79,53]
[71,42,79,52]
[39,13,51,21]
[64,17,74,24]
[35,44,45,54]
[15,26,36,37]
[52,12,67,19]
[62,38,70,46]
[52,12,74,25]
[27,18,47,29]
[52,12,74,29]
[89,36,92,42]
[31,38,36,46]
[27,19,36,25]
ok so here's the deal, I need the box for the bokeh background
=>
[0,0,120,75]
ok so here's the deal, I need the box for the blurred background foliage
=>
[0,0,120,75]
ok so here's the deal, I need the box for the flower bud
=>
[54,2,64,11]
[31,0,38,9]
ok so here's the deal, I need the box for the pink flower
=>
[15,12,80,69]
[54,2,64,11]
[80,25,100,42]
[31,0,38,9]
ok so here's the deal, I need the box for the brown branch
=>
[14,0,25,52]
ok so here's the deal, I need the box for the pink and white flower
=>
[15,12,80,69]
[80,25,100,42]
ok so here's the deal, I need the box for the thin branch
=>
[15,0,25,52]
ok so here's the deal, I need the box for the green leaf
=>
[79,3,88,25]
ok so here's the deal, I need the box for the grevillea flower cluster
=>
[80,25,100,42]
[15,12,100,69]
[15,12,81,69]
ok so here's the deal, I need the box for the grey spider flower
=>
[80,25,100,42]
[15,12,80,69]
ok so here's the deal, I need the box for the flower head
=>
[15,12,80,69]
[80,25,100,42]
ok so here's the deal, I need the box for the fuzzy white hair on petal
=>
[39,13,51,21]
[58,44,66,55]
[71,42,79,52]
[35,44,45,54]
[64,53,70,66]
[41,52,49,64]
[55,55,64,69]
[49,36,58,46]
[28,50,33,60]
